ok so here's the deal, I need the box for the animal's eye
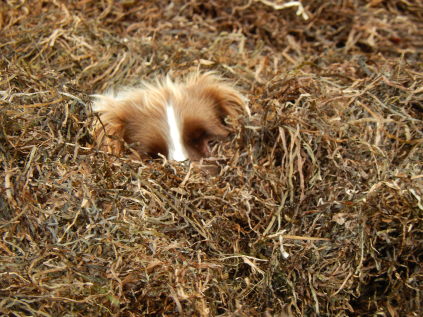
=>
[145,139,168,159]
[147,152,161,159]
[189,129,210,146]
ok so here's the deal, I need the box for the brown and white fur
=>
[92,72,247,161]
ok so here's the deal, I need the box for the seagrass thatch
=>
[1,0,422,316]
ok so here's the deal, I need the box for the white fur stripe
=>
[166,102,188,161]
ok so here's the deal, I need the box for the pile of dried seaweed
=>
[1,0,422,316]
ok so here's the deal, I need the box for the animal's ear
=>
[189,72,249,122]
[92,95,129,155]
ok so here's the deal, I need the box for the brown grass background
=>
[1,0,422,316]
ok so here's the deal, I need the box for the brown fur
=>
[92,72,246,161]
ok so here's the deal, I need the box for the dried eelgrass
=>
[1,0,422,316]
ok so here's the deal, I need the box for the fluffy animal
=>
[92,72,247,161]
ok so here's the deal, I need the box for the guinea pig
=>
[92,72,247,161]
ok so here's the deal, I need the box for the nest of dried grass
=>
[1,0,422,316]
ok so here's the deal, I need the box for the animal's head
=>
[92,72,247,161]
